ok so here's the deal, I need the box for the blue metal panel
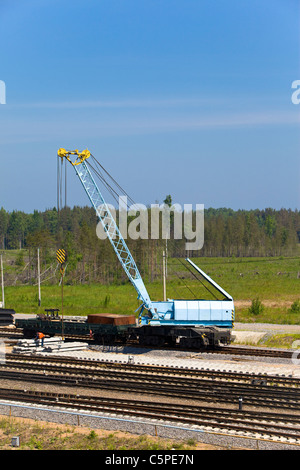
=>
[147,299,234,327]
[199,301,211,321]
[149,319,233,327]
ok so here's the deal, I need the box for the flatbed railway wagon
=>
[15,311,137,344]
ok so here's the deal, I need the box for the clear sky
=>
[0,0,299,213]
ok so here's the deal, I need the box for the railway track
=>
[4,353,300,387]
[0,387,299,443]
[1,355,300,410]
[210,345,294,359]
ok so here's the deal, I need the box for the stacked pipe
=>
[12,337,89,354]
[0,308,15,325]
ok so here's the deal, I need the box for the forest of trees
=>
[0,205,299,285]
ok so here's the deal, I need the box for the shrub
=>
[103,295,110,308]
[289,300,300,314]
[248,298,264,316]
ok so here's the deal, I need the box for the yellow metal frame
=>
[57,148,91,166]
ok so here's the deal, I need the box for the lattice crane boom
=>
[57,148,155,318]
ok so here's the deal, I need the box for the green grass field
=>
[2,255,300,325]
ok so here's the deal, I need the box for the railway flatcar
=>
[15,311,136,344]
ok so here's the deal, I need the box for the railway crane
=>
[57,148,235,348]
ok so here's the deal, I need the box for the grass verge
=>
[0,416,223,450]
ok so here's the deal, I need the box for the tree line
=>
[0,205,299,285]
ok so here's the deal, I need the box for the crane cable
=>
[58,152,137,211]
[89,154,136,208]
[87,158,136,209]
[177,257,219,300]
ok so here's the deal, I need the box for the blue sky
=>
[0,0,299,212]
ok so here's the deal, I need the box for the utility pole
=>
[56,249,67,341]
[0,254,4,308]
[163,250,166,301]
[37,248,41,307]
[61,266,64,340]
[165,238,168,277]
